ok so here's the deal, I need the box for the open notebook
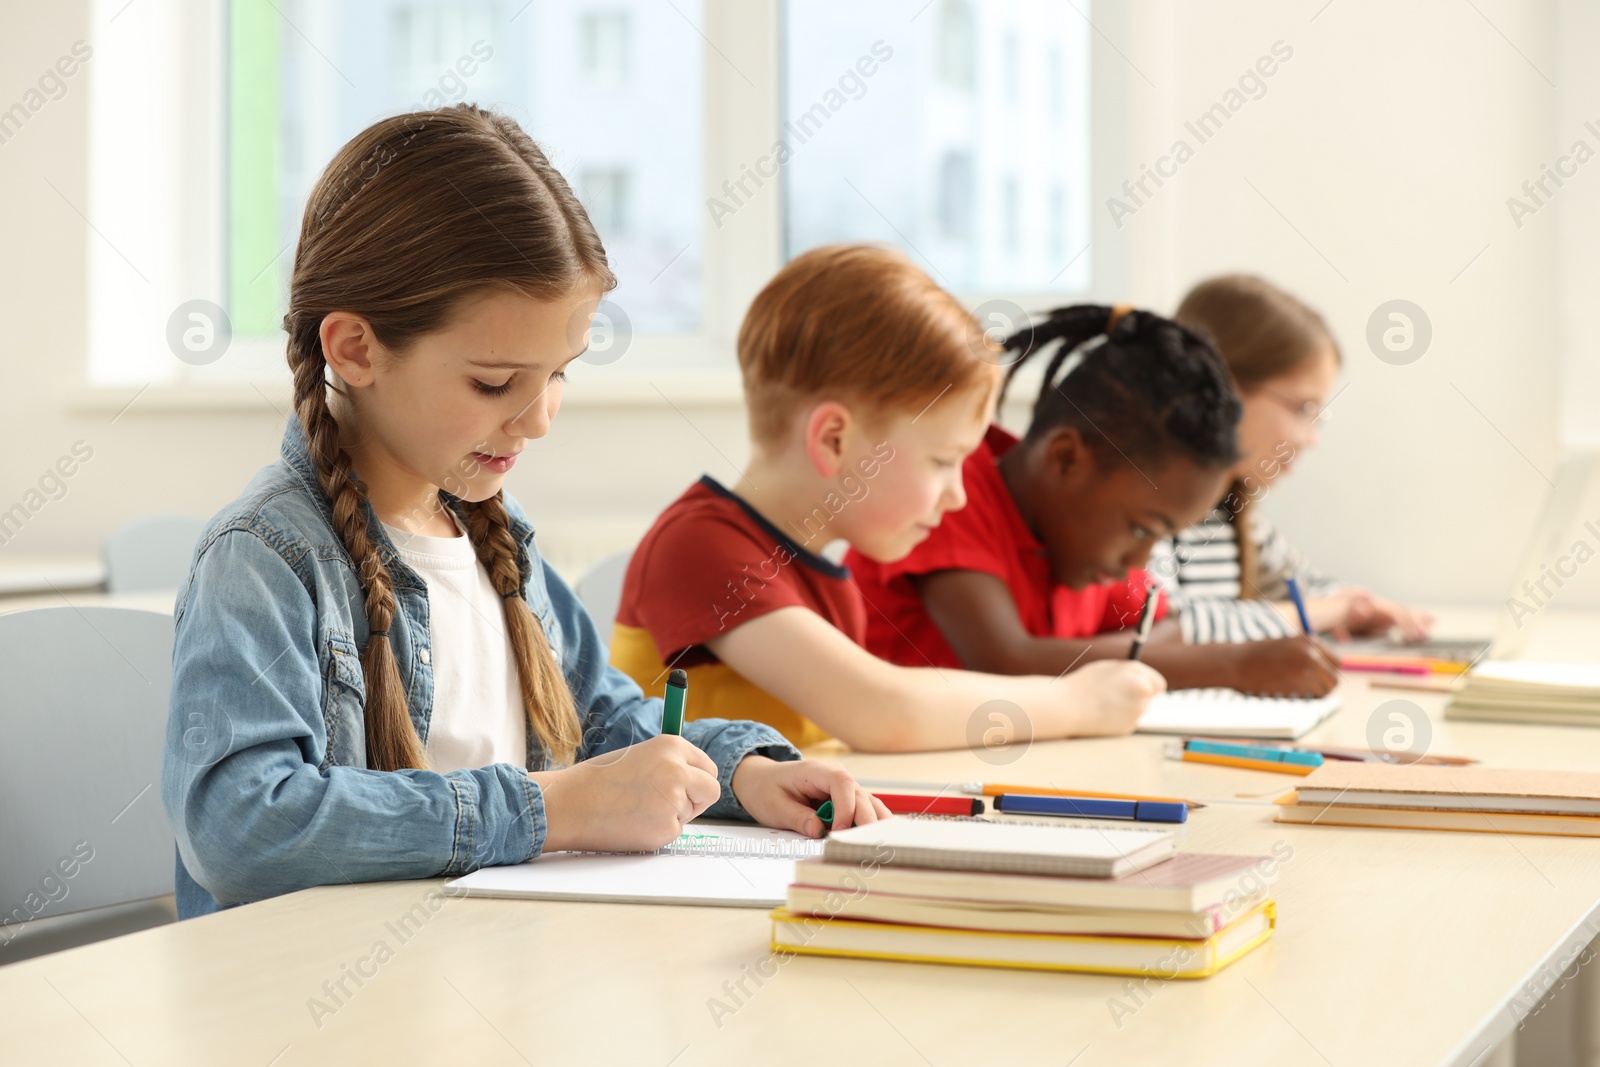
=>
[445,822,824,908]
[1137,689,1342,739]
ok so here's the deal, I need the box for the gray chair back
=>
[0,606,176,937]
[103,514,206,594]
[574,549,633,636]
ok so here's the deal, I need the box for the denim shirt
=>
[161,416,800,919]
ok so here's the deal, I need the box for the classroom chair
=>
[102,514,207,594]
[0,606,178,964]
[574,548,633,635]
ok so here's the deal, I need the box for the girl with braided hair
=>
[1163,274,1433,644]
[848,304,1340,696]
[162,106,882,919]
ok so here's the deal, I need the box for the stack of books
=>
[1446,661,1600,726]
[770,818,1278,978]
[1275,763,1600,836]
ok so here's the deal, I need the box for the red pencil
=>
[873,793,985,816]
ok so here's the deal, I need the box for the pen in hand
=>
[1127,584,1160,661]
[1285,577,1314,636]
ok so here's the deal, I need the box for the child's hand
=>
[1220,636,1339,697]
[730,755,889,838]
[1341,592,1433,642]
[1303,588,1432,642]
[533,734,722,854]
[1053,659,1167,736]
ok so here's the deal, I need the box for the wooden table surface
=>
[3,608,1599,1066]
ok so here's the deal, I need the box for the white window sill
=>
[60,370,751,416]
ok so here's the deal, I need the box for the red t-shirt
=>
[611,475,867,747]
[846,424,1166,669]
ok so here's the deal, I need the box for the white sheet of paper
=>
[445,822,824,908]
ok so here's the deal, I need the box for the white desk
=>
[2,611,1598,1065]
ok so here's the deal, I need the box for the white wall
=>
[1103,0,1568,609]
[0,0,1586,608]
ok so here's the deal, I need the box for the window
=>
[783,0,1092,294]
[234,0,700,341]
[84,0,703,387]
[938,152,974,241]
[1047,45,1065,123]
[83,1,1102,391]
[391,5,501,96]
[1049,183,1066,262]
[1004,31,1021,103]
[581,168,632,239]
[579,11,631,86]
[936,0,976,90]
[1002,175,1020,252]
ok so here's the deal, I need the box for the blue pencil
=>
[1284,577,1314,635]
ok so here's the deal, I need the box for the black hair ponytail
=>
[999,304,1241,470]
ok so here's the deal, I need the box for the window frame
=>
[75,0,1133,411]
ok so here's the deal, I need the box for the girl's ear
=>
[320,311,381,388]
[802,400,854,478]
[1044,426,1099,489]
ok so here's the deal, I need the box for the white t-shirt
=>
[380,509,527,773]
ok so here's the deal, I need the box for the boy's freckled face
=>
[1038,453,1230,590]
[837,386,994,563]
[355,287,600,508]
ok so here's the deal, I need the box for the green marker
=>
[662,668,688,735]
[815,800,834,826]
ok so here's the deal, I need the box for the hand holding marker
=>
[661,668,687,734]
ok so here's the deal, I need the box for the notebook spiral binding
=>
[657,833,825,859]
[573,813,1174,861]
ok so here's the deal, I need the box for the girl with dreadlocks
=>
[161,107,882,919]
[847,304,1340,696]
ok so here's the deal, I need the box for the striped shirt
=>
[1149,507,1340,644]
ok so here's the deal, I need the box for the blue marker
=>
[1285,576,1314,635]
[993,793,1188,824]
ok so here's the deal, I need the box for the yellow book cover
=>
[769,900,1275,979]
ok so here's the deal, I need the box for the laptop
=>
[1335,451,1598,664]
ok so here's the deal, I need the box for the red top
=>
[616,475,868,668]
[846,424,1166,669]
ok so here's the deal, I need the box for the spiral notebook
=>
[444,822,825,908]
[1137,688,1342,739]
